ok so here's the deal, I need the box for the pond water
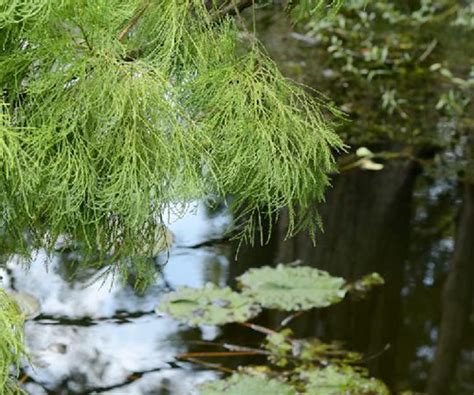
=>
[1,167,473,394]
[1,203,231,394]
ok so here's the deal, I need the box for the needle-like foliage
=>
[0,289,25,394]
[0,1,343,266]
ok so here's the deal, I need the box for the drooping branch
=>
[216,0,254,18]
[0,0,342,278]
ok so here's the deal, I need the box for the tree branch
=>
[215,0,254,19]
[118,0,150,42]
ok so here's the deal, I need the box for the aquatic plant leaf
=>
[199,374,296,395]
[265,329,363,367]
[238,265,347,311]
[156,284,261,326]
[301,366,390,395]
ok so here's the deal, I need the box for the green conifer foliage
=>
[0,289,25,394]
[0,1,342,263]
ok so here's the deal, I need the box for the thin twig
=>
[427,4,460,23]
[338,150,415,173]
[186,339,271,354]
[227,0,255,42]
[118,0,150,43]
[18,373,29,385]
[74,20,93,51]
[214,0,254,19]
[181,357,235,373]
[418,39,438,63]
[178,350,266,358]
[279,311,304,328]
[358,344,391,364]
[238,321,279,336]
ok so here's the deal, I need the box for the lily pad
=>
[238,265,347,311]
[156,284,261,326]
[301,366,390,395]
[199,374,296,395]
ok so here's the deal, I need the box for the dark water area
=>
[2,164,473,394]
[236,6,474,394]
[232,164,470,395]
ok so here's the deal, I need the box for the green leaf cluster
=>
[238,264,347,310]
[0,289,26,394]
[156,284,261,326]
[0,0,342,267]
[200,373,296,395]
[301,365,390,395]
[199,367,389,395]
[264,329,362,368]
[197,331,389,394]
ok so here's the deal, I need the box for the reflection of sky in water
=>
[1,201,232,394]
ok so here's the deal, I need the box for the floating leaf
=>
[265,329,362,368]
[238,265,347,311]
[156,284,261,326]
[199,374,296,395]
[301,366,390,395]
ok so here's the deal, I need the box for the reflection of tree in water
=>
[428,139,474,395]
[229,151,473,393]
[228,159,416,387]
[278,160,418,388]
[396,173,456,392]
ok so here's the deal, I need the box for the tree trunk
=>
[427,180,474,395]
